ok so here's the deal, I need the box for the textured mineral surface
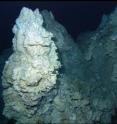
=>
[1,6,117,124]
[2,7,61,124]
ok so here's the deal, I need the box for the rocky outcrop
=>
[2,7,61,124]
[1,6,117,124]
[77,7,117,123]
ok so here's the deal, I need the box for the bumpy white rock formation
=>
[2,7,61,124]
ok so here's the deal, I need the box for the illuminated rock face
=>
[2,7,61,124]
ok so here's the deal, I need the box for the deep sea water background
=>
[0,1,117,53]
[0,1,117,124]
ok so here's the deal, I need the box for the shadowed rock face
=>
[76,7,117,123]
[1,6,117,124]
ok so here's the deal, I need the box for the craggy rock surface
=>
[2,7,61,124]
[1,7,117,124]
[77,7,117,123]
